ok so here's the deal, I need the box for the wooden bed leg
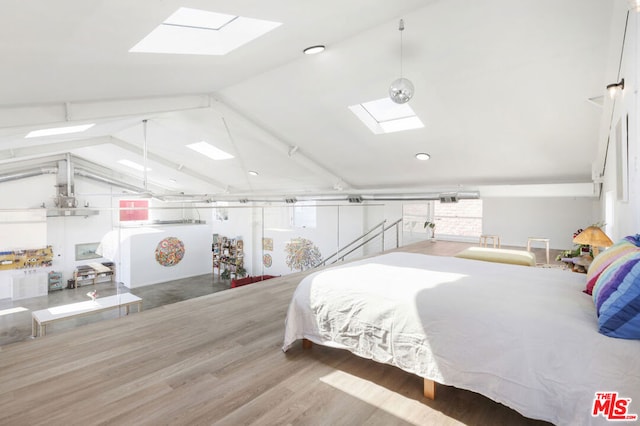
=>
[302,339,313,349]
[423,378,436,400]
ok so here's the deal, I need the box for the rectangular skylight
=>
[129,7,282,55]
[118,159,151,172]
[187,141,234,160]
[348,98,424,135]
[25,123,95,138]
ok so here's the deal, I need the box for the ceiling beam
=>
[0,94,212,129]
[108,136,230,192]
[0,136,113,163]
[210,96,355,191]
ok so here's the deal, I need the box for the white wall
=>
[482,197,597,249]
[366,197,597,251]
[121,224,212,288]
[596,1,639,239]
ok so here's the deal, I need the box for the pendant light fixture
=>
[389,19,414,104]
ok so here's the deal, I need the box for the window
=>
[119,200,149,222]
[291,201,316,229]
[349,97,424,134]
[434,199,483,237]
[403,200,483,238]
[129,7,282,56]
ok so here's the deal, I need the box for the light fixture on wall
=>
[303,45,325,55]
[415,153,431,161]
[389,19,414,104]
[606,78,624,98]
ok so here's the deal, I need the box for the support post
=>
[423,378,436,400]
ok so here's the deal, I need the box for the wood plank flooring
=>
[0,241,558,425]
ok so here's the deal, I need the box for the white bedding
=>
[282,252,640,425]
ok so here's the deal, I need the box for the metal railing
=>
[315,218,403,267]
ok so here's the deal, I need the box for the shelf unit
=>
[48,271,63,292]
[72,262,115,288]
[212,237,244,279]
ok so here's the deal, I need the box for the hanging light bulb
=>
[389,19,414,104]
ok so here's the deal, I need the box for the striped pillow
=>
[584,237,640,295]
[592,251,640,339]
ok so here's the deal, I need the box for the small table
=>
[32,293,142,337]
[527,237,550,264]
[479,235,501,248]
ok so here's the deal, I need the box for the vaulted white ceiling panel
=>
[0,0,619,199]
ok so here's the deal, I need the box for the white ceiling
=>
[0,0,619,200]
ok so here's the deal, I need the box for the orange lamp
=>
[573,226,613,256]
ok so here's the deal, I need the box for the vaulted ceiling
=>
[0,0,619,200]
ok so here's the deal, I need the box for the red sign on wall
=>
[119,200,149,221]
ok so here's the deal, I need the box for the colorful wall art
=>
[263,253,272,268]
[0,246,53,271]
[285,238,322,271]
[155,237,185,267]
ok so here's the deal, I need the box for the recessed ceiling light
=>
[248,170,259,176]
[130,7,281,55]
[118,159,151,171]
[415,153,431,161]
[25,123,95,138]
[349,97,424,134]
[186,141,234,160]
[303,45,325,55]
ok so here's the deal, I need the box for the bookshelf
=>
[212,236,244,279]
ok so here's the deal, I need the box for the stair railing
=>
[315,218,403,267]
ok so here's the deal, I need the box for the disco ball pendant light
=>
[389,19,414,104]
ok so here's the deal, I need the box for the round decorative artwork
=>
[263,253,272,268]
[155,237,185,267]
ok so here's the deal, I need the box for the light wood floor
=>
[0,241,558,425]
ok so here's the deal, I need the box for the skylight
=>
[129,7,282,55]
[25,124,95,138]
[118,159,151,172]
[348,98,424,135]
[187,141,234,160]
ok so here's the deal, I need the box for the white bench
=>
[32,293,142,337]
[455,247,537,267]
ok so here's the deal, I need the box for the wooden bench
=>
[32,293,142,337]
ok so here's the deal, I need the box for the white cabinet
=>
[11,272,48,300]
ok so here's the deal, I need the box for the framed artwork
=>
[263,253,272,268]
[262,237,273,251]
[75,242,101,261]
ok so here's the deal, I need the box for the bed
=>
[282,252,640,425]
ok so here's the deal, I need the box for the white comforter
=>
[282,252,640,425]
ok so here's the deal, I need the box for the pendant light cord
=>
[399,19,405,78]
